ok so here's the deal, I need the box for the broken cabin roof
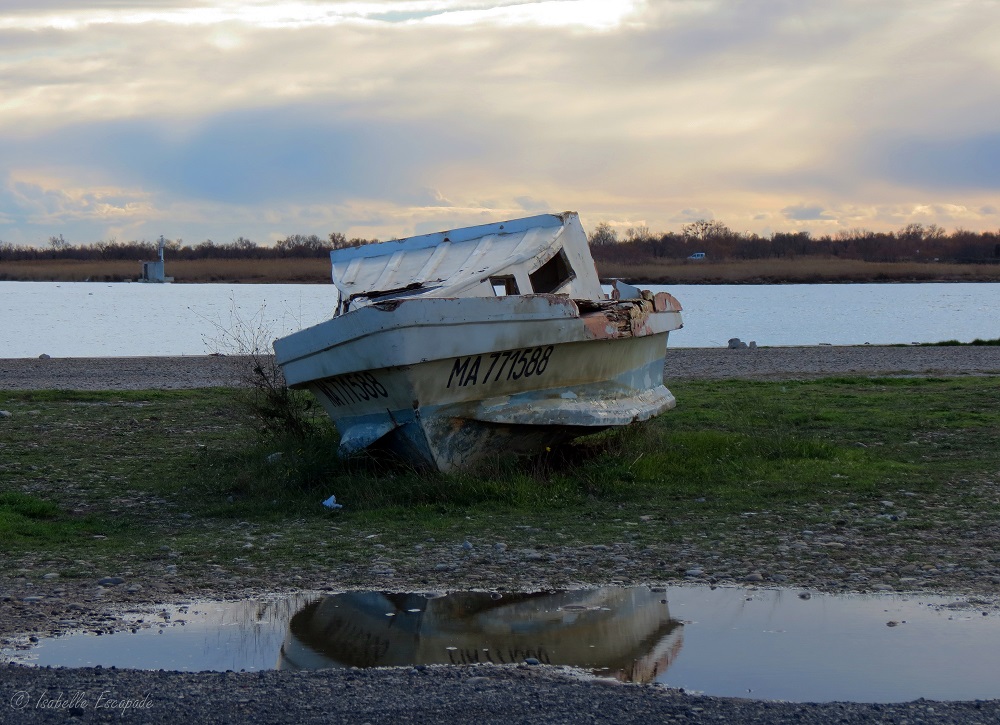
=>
[329,211,603,304]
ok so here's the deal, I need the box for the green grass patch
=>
[0,491,103,544]
[2,377,999,575]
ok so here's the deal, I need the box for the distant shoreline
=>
[3,257,1000,284]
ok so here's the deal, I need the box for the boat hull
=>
[274,294,682,470]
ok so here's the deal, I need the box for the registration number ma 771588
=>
[446,345,555,389]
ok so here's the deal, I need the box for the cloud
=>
[782,204,829,221]
[514,195,549,211]
[3,0,1000,245]
[0,1,645,32]
[2,105,496,203]
[864,133,1000,192]
[670,209,716,224]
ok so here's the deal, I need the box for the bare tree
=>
[588,222,619,246]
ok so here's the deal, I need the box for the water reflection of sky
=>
[7,586,1000,704]
[665,587,1000,703]
[2,282,999,357]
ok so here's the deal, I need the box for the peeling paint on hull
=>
[272,212,683,471]
[276,295,682,470]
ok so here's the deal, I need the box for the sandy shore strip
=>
[2,345,999,390]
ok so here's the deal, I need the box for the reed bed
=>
[598,257,1000,284]
[0,258,331,283]
[3,256,1000,284]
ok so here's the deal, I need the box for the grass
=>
[2,377,999,578]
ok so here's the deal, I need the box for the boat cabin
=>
[329,212,605,315]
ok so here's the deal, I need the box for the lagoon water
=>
[1,281,997,358]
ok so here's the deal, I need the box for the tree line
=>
[3,220,1000,265]
[588,221,1000,265]
[0,232,378,262]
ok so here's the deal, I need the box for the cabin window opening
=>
[490,275,519,296]
[528,249,574,293]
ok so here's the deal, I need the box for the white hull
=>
[274,293,682,470]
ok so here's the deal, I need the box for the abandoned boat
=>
[272,211,683,471]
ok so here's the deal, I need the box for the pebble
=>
[0,410,11,418]
[493,543,507,553]
[462,541,473,551]
[744,571,764,582]
[97,577,125,586]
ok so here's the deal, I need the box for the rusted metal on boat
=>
[272,212,683,471]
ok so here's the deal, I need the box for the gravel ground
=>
[3,344,1000,390]
[4,663,1000,724]
[3,346,1000,723]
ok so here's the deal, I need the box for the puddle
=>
[5,586,1000,703]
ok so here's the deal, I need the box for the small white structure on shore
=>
[139,236,174,283]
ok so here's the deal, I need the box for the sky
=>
[1,0,999,247]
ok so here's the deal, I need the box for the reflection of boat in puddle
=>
[278,587,683,683]
[12,585,1000,702]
